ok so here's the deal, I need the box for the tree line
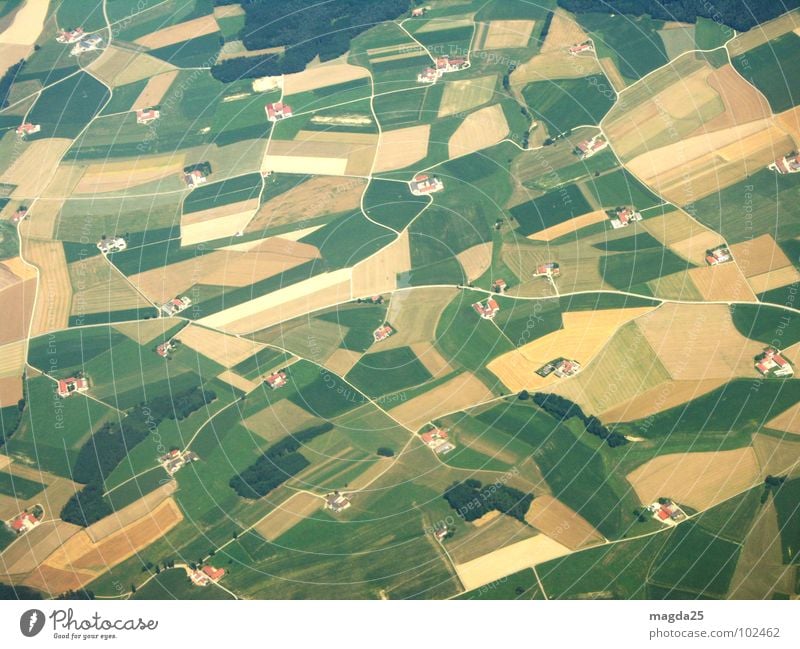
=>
[525,391,628,447]
[443,479,533,523]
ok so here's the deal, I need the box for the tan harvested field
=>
[1,256,36,281]
[775,105,800,145]
[114,317,183,344]
[75,153,186,194]
[69,256,150,315]
[373,124,430,172]
[0,375,22,405]
[600,377,728,422]
[701,64,772,132]
[247,176,366,233]
[455,242,492,281]
[529,209,607,242]
[102,51,177,87]
[667,230,728,265]
[40,163,86,199]
[253,492,323,541]
[23,238,72,336]
[351,230,411,297]
[524,495,604,549]
[488,307,656,393]
[636,303,762,380]
[0,277,35,345]
[0,43,30,75]
[0,521,83,577]
[182,198,260,227]
[283,61,369,95]
[217,369,259,393]
[85,483,176,543]
[1,139,72,198]
[455,534,572,591]
[323,348,363,376]
[388,372,493,430]
[136,15,220,49]
[214,4,245,18]
[448,514,536,565]
[470,510,501,527]
[243,399,320,442]
[599,57,626,91]
[133,70,179,109]
[0,0,48,46]
[0,454,10,471]
[0,339,26,379]
[729,233,793,278]
[449,103,509,158]
[481,19,534,49]
[199,269,352,334]
[765,401,800,435]
[411,342,452,378]
[540,8,590,54]
[647,270,703,301]
[176,324,266,368]
[439,75,497,118]
[380,286,456,349]
[728,501,794,598]
[264,136,377,176]
[746,266,800,294]
[687,262,757,302]
[19,199,62,239]
[627,448,760,511]
[226,225,323,249]
[181,209,256,246]
[752,433,800,478]
[727,9,799,54]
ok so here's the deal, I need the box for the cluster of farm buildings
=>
[160,295,192,316]
[96,236,127,254]
[4,508,43,535]
[536,357,581,379]
[159,449,200,475]
[568,41,595,55]
[574,134,608,160]
[705,244,732,266]
[420,427,455,455]
[768,151,800,174]
[416,55,470,84]
[56,27,104,55]
[754,346,794,378]
[57,376,88,398]
[608,206,642,229]
[190,564,226,586]
[472,296,500,320]
[325,491,351,513]
[409,173,444,196]
[647,499,686,526]
[373,324,394,342]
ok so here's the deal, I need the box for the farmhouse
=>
[433,525,448,541]
[536,357,581,378]
[705,244,732,266]
[755,346,794,378]
[568,41,595,55]
[96,236,127,254]
[159,448,199,475]
[493,279,507,293]
[56,27,85,43]
[534,262,560,278]
[8,511,40,534]
[265,371,288,389]
[325,491,351,513]
[609,206,642,229]
[15,122,41,137]
[136,108,160,125]
[647,500,686,526]
[768,151,800,174]
[160,296,192,316]
[373,324,393,342]
[57,377,89,398]
[436,55,468,73]
[12,207,28,223]
[411,7,427,17]
[183,169,207,187]
[191,564,225,585]
[420,427,455,455]
[409,173,444,195]
[265,101,293,121]
[574,134,608,159]
[156,339,176,358]
[417,67,440,84]
[472,297,500,319]
[71,34,103,56]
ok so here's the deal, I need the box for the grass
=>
[57,0,107,31]
[562,292,660,311]
[373,87,428,127]
[183,172,262,213]
[695,17,732,50]
[509,184,593,236]
[108,0,211,40]
[287,360,367,419]
[732,32,800,113]
[695,487,764,544]
[316,303,387,352]
[493,296,562,347]
[772,477,800,564]
[456,568,544,599]
[731,303,800,347]
[599,246,694,291]
[148,32,223,68]
[522,75,616,134]
[649,521,740,597]
[131,568,234,600]
[584,169,662,210]
[301,212,395,270]
[27,72,109,139]
[0,471,45,499]
[232,347,291,381]
[99,79,148,115]
[345,347,432,398]
[0,220,19,261]
[27,327,128,375]
[363,179,428,230]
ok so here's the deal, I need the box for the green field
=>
[316,303,387,352]
[732,32,800,113]
[457,568,544,599]
[363,179,428,230]
[509,184,593,236]
[183,173,262,213]
[522,75,616,135]
[0,471,45,499]
[57,0,107,31]
[772,477,800,564]
[695,17,732,50]
[346,346,432,398]
[27,72,109,139]
[585,169,662,209]
[599,245,694,292]
[731,303,800,347]
[131,568,235,600]
[27,327,128,375]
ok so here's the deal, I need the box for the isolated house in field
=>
[492,279,507,293]
[472,297,500,320]
[136,108,160,125]
[409,173,444,196]
[436,55,468,73]
[755,347,794,378]
[159,448,199,475]
[417,66,440,84]
[15,122,40,137]
[568,41,594,55]
[70,34,103,55]
[9,511,40,534]
[705,245,732,266]
[265,101,293,121]
[202,565,225,582]
[534,262,560,278]
[160,295,192,316]
[648,500,686,526]
[156,339,176,358]
[57,377,89,398]
[768,151,800,174]
[373,324,393,342]
[96,236,127,254]
[411,7,428,17]
[574,134,608,159]
[183,169,207,187]
[325,492,351,513]
[265,371,288,389]
[433,526,448,540]
[553,358,581,378]
[12,207,28,223]
[609,206,642,229]
[56,27,85,43]
[420,427,455,455]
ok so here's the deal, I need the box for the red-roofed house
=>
[56,27,85,43]
[705,245,732,266]
[769,152,800,174]
[409,173,444,195]
[265,102,293,122]
[420,427,455,455]
[416,66,440,84]
[156,340,175,358]
[160,295,192,316]
[16,123,40,137]
[202,565,225,582]
[554,358,581,378]
[9,511,39,534]
[493,279,507,293]
[12,208,28,224]
[265,371,288,389]
[436,55,468,73]
[373,324,393,342]
[136,108,160,125]
[609,207,642,229]
[755,346,794,378]
[57,377,89,398]
[568,41,594,55]
[535,262,560,278]
[411,7,427,17]
[184,169,207,187]
[574,134,608,159]
[472,297,499,320]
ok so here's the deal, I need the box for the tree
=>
[518,390,530,400]
[377,447,395,457]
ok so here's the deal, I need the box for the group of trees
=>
[557,0,798,32]
[0,59,25,110]
[0,390,26,450]
[211,0,411,82]
[229,423,333,498]
[62,387,216,526]
[443,479,534,523]
[530,392,628,447]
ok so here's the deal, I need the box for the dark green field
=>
[183,173,262,214]
[599,245,694,291]
[510,184,593,236]
[585,169,662,209]
[131,568,235,600]
[363,179,428,230]
[522,75,616,134]
[317,303,387,352]
[27,72,109,139]
[346,347,432,398]
[733,32,800,113]
[731,303,800,347]
[772,477,800,564]
[0,471,45,499]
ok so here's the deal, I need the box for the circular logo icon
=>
[20,609,45,638]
